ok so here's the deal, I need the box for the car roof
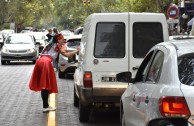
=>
[157,39,194,55]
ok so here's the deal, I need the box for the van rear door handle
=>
[132,95,136,102]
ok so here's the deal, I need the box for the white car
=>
[1,33,38,65]
[58,34,81,78]
[117,40,194,126]
[28,32,47,53]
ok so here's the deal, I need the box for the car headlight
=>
[27,48,35,53]
[1,47,8,52]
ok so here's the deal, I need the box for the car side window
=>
[146,50,164,83]
[134,50,155,83]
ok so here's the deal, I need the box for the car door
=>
[134,49,165,125]
[123,50,155,126]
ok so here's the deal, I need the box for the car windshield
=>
[178,54,194,86]
[67,39,80,48]
[31,33,44,40]
[5,35,33,44]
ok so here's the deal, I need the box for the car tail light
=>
[159,96,190,119]
[83,71,93,88]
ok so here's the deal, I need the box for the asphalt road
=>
[0,61,120,126]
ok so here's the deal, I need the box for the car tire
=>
[32,60,36,64]
[74,87,79,107]
[58,69,64,78]
[1,60,6,65]
[79,102,90,122]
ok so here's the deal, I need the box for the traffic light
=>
[87,1,90,6]
[83,1,86,6]
[83,0,90,7]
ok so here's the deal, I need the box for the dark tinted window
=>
[133,23,164,58]
[178,54,194,86]
[94,22,125,58]
[67,39,81,48]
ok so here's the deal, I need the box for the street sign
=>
[185,2,194,15]
[167,19,179,24]
[167,6,179,19]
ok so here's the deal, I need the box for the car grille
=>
[9,50,28,53]
[2,56,34,59]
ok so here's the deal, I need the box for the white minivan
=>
[74,12,169,122]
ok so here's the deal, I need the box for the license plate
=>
[101,77,116,82]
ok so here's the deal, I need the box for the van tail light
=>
[83,71,93,88]
[159,96,190,119]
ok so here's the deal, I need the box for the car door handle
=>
[132,95,136,102]
[145,96,149,103]
[132,66,139,70]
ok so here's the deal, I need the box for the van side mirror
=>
[116,72,132,83]
[147,118,188,126]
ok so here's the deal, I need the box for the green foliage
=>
[0,0,175,30]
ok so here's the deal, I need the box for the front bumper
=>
[1,51,37,61]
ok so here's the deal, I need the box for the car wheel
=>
[79,102,90,122]
[32,60,36,64]
[58,69,64,78]
[74,87,79,107]
[1,60,6,65]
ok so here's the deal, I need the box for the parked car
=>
[0,33,5,48]
[117,40,194,126]
[28,32,47,53]
[1,33,39,65]
[58,34,82,78]
[61,30,73,40]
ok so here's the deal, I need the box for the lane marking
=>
[47,93,56,126]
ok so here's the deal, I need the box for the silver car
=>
[117,40,194,126]
[1,33,38,65]
[58,34,81,78]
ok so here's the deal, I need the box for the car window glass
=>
[178,54,194,86]
[6,35,33,44]
[133,22,164,58]
[146,50,164,82]
[67,39,81,48]
[94,22,125,58]
[134,50,154,83]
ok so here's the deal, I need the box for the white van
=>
[74,12,169,122]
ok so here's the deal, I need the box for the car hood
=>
[3,44,35,50]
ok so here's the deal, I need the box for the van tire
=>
[1,60,6,65]
[58,69,64,78]
[74,87,79,107]
[79,102,90,122]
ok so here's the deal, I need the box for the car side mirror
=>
[116,72,132,83]
[147,118,188,126]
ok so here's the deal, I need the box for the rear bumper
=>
[76,84,127,106]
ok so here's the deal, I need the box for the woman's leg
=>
[41,89,49,108]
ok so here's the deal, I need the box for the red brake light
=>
[83,71,93,88]
[159,96,190,118]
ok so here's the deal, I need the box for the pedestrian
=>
[46,29,53,42]
[52,28,59,71]
[29,34,79,112]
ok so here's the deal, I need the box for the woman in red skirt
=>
[29,34,79,112]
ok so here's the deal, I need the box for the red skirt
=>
[29,56,58,94]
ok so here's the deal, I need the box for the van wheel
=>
[79,102,90,122]
[74,87,79,107]
[58,69,64,78]
[1,60,6,65]
[32,60,36,64]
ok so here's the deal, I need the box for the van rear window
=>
[94,22,125,58]
[133,22,164,58]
